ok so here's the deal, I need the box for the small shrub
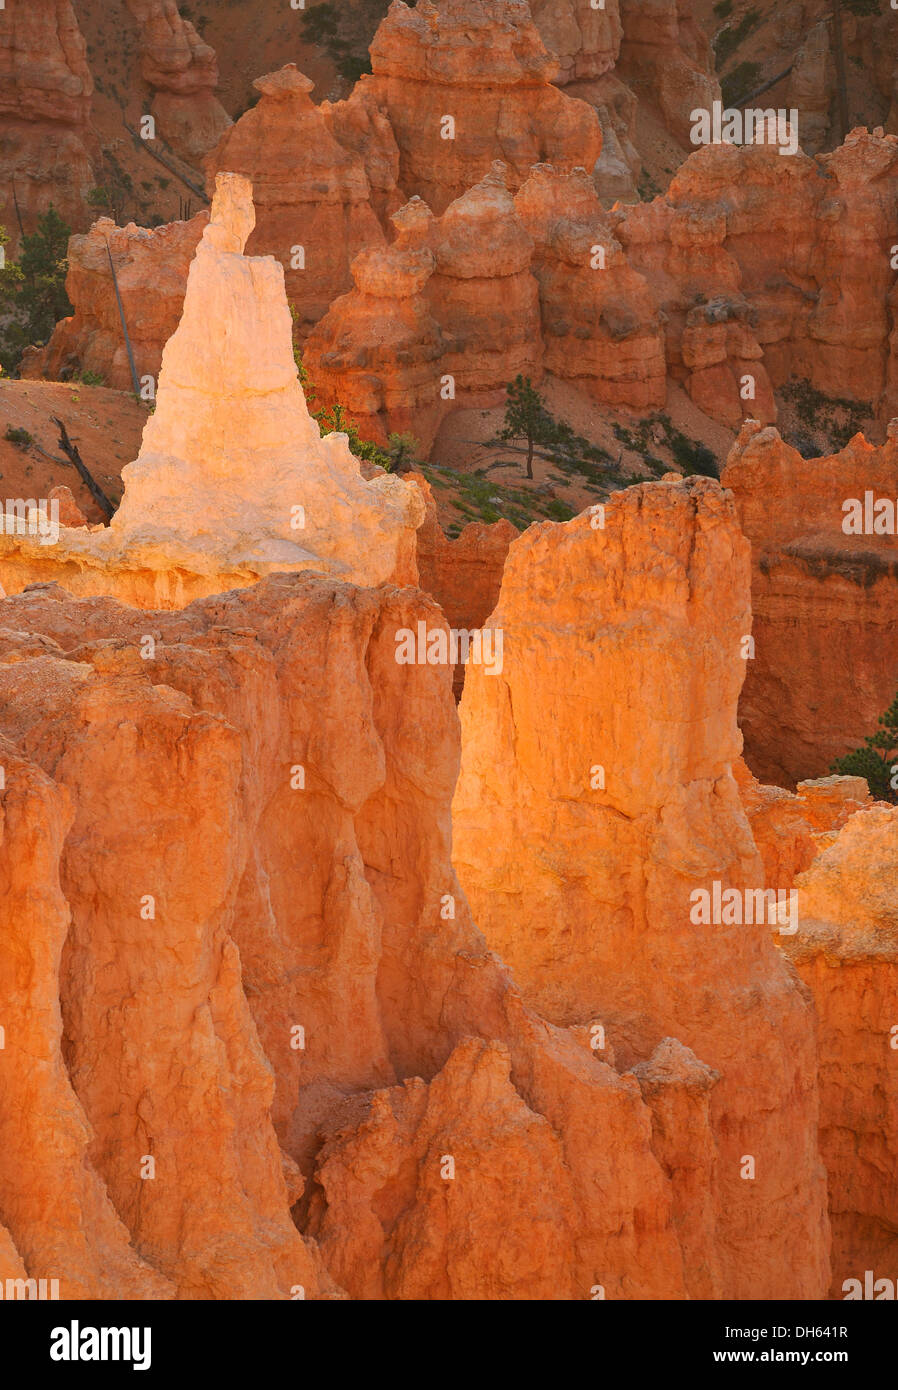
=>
[4,425,34,448]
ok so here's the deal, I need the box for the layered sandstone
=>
[124,0,231,163]
[783,808,898,1296]
[0,0,97,248]
[422,163,542,398]
[615,129,898,422]
[301,200,446,451]
[0,174,423,606]
[305,164,543,447]
[206,66,393,339]
[362,0,603,214]
[26,211,208,390]
[722,420,898,786]
[611,147,778,430]
[453,477,830,1298]
[515,164,665,409]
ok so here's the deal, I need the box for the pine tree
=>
[831,688,898,801]
[0,206,73,374]
[498,375,550,480]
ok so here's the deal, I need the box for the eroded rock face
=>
[515,164,665,409]
[0,571,692,1301]
[783,809,898,1297]
[453,477,831,1298]
[736,760,873,890]
[0,174,424,606]
[0,649,329,1299]
[301,199,446,452]
[27,212,208,390]
[206,66,394,339]
[363,0,603,214]
[722,421,898,786]
[615,130,898,423]
[0,730,173,1298]
[422,163,542,399]
[0,0,97,248]
[124,0,231,162]
[531,0,623,85]
[617,0,720,147]
[305,164,543,447]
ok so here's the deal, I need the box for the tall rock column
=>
[453,476,830,1298]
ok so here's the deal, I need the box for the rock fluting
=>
[0,570,687,1299]
[453,476,831,1298]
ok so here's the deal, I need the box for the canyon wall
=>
[0,570,691,1300]
[617,0,720,147]
[722,420,898,787]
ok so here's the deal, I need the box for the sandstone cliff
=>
[0,570,692,1299]
[722,420,898,786]
[453,477,831,1298]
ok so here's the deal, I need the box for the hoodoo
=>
[0,173,424,607]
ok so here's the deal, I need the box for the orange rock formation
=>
[453,477,831,1298]
[617,0,720,146]
[784,809,898,1297]
[722,420,898,786]
[205,65,394,339]
[123,0,231,162]
[363,0,603,214]
[25,211,208,390]
[0,0,97,248]
[0,570,692,1300]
